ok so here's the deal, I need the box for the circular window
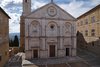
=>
[47,6,57,17]
[50,25,55,30]
[51,25,54,29]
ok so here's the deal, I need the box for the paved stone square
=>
[77,49,100,67]
[6,48,100,67]
[22,55,90,67]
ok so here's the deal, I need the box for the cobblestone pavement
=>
[22,56,90,67]
[22,60,90,67]
[77,48,100,67]
[5,51,93,67]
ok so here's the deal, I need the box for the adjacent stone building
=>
[77,4,100,43]
[0,7,10,67]
[20,0,76,59]
[76,4,100,56]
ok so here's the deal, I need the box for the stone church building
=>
[20,0,76,59]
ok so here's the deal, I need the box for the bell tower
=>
[23,0,31,16]
[20,0,31,52]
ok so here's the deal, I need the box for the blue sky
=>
[0,0,100,33]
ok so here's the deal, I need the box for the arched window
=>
[46,21,58,36]
[29,20,40,36]
[33,26,37,32]
[65,22,71,33]
[31,22,38,33]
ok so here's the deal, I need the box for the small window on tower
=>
[25,0,27,3]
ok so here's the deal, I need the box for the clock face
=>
[47,6,57,17]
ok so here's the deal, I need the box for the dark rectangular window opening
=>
[85,30,88,36]
[85,19,88,24]
[91,16,95,23]
[25,0,27,3]
[0,55,2,61]
[91,29,95,36]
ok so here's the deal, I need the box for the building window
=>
[85,19,88,24]
[77,23,80,26]
[51,25,54,29]
[0,18,1,24]
[91,29,95,36]
[80,21,83,26]
[33,26,37,32]
[0,17,2,24]
[50,24,55,30]
[85,30,88,36]
[91,16,95,23]
[0,55,1,61]
[25,0,27,3]
[81,31,83,34]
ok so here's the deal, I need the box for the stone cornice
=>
[24,17,76,21]
[25,36,76,38]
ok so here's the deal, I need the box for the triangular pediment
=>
[26,3,75,20]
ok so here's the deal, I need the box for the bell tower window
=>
[25,0,27,3]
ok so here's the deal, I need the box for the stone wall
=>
[0,8,10,67]
[77,31,100,56]
[77,31,87,49]
[0,42,9,67]
[86,40,100,56]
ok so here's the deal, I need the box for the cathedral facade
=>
[21,0,76,59]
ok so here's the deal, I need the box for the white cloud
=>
[8,12,20,33]
[31,1,46,10]
[91,0,100,5]
[0,0,100,33]
[9,23,20,33]
[0,0,47,33]
[0,0,22,33]
[59,0,84,17]
[59,0,100,18]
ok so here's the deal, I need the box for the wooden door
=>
[49,45,55,57]
[33,50,38,58]
[66,48,69,56]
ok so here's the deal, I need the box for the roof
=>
[26,2,76,20]
[0,7,11,19]
[77,4,100,19]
